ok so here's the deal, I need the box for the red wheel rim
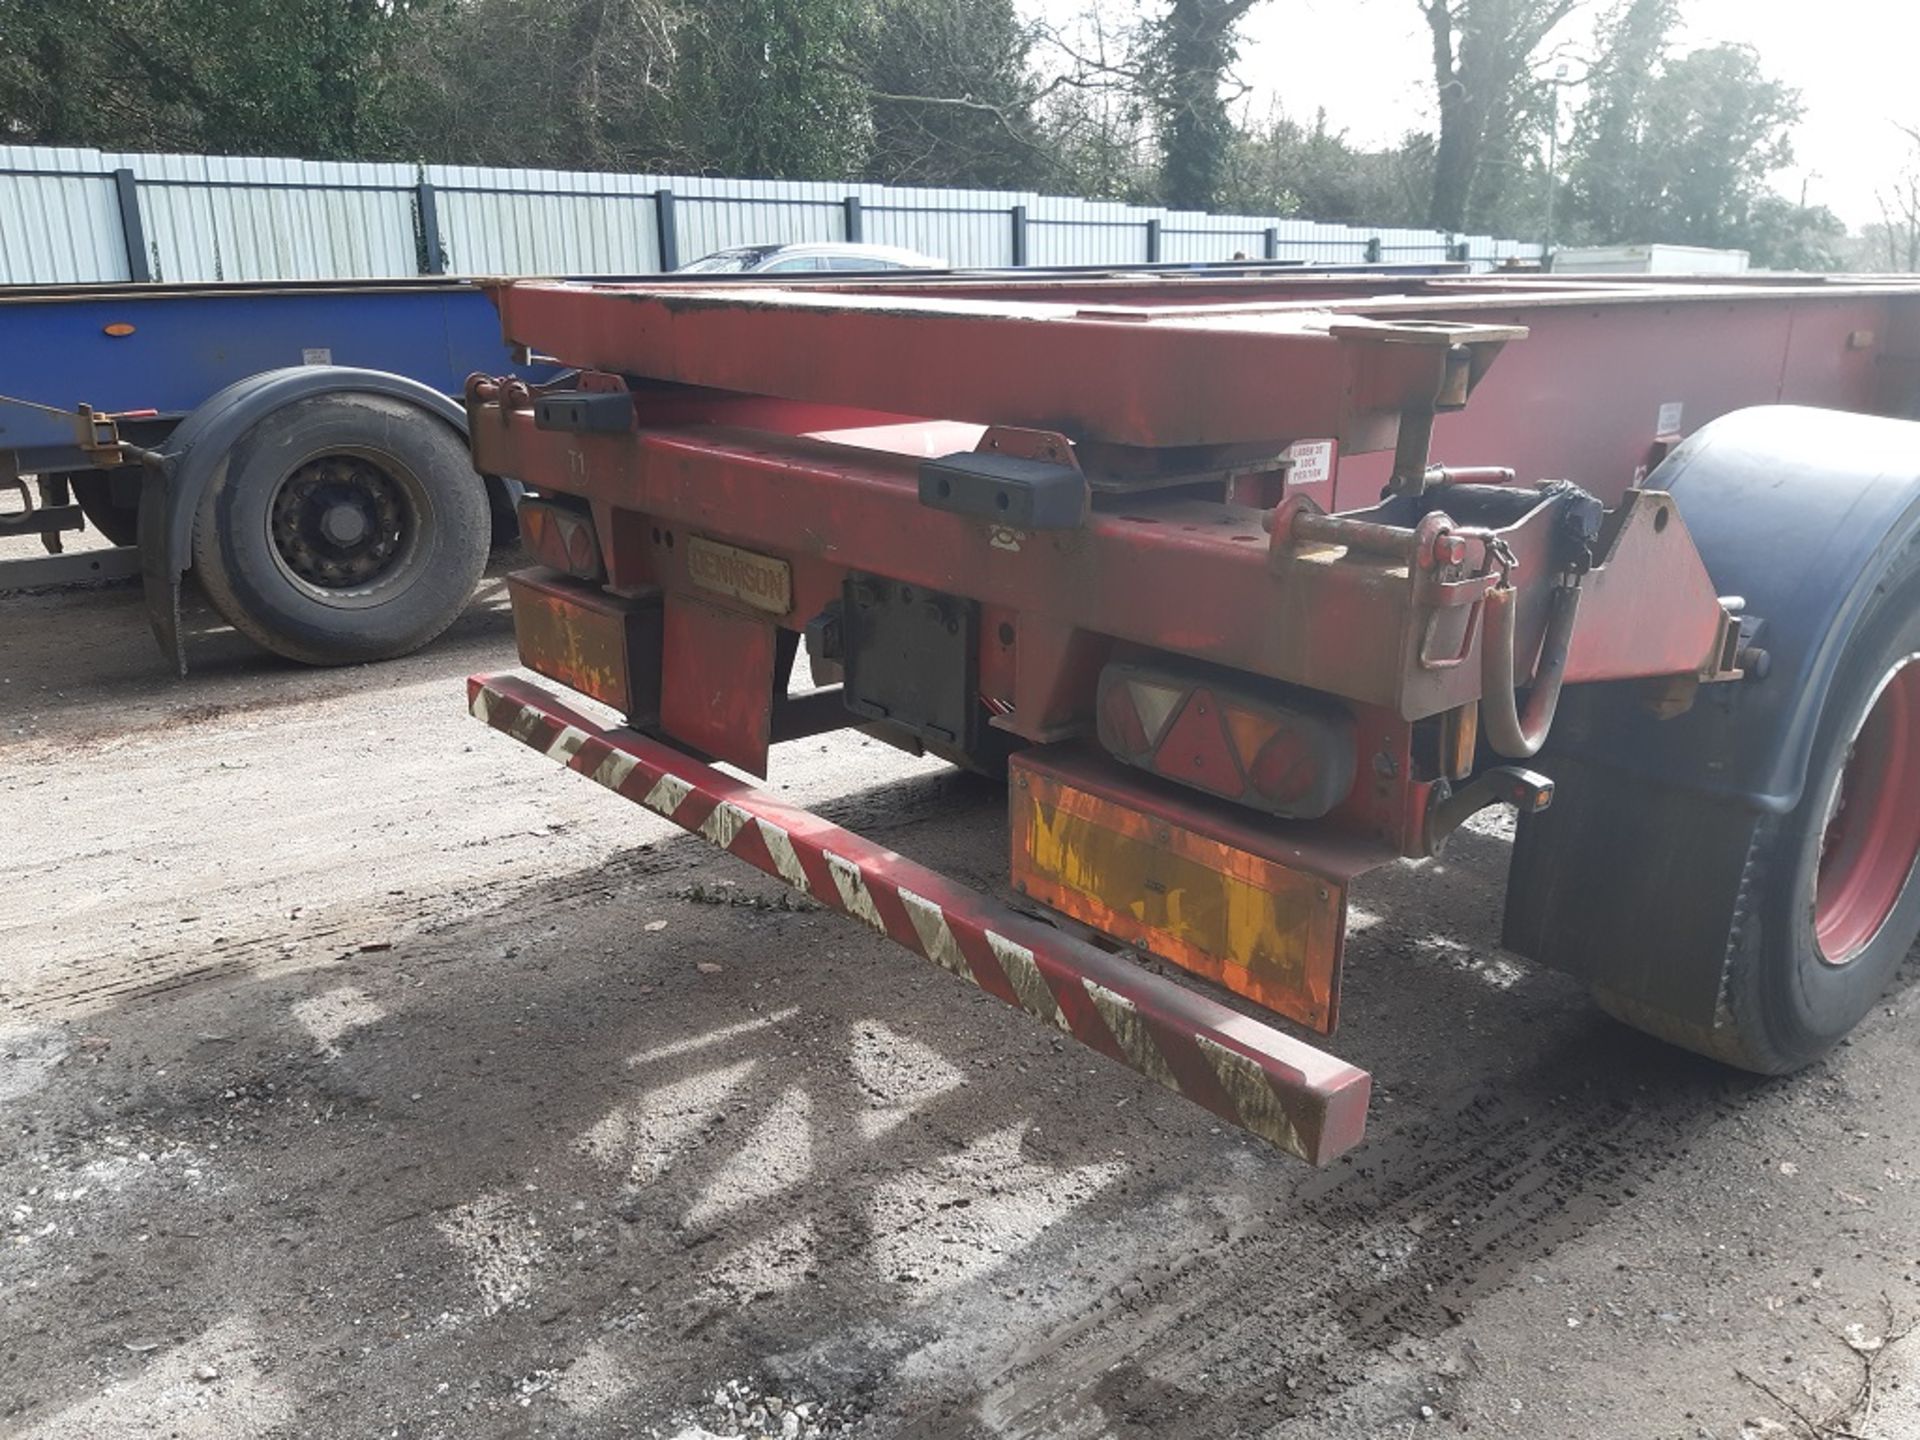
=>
[1815,655,1920,964]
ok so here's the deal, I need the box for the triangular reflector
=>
[1129,680,1186,747]
[1154,689,1245,797]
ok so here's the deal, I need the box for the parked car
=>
[676,242,944,274]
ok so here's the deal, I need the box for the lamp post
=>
[1545,62,1569,260]
[1536,62,1566,263]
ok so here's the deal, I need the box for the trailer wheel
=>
[1594,557,1920,1074]
[190,392,489,665]
[1504,409,1920,1076]
[69,472,141,547]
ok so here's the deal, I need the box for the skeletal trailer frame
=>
[464,268,1920,1163]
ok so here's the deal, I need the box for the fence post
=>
[1262,226,1280,261]
[1010,204,1028,266]
[843,195,863,243]
[112,168,152,283]
[416,180,445,275]
[1145,217,1162,263]
[655,189,679,272]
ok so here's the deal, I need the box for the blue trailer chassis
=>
[0,278,537,476]
[0,278,558,663]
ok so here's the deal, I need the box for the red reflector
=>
[1152,688,1245,796]
[519,499,604,582]
[1099,675,1151,756]
[1250,726,1321,809]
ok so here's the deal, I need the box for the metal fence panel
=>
[1283,220,1370,262]
[0,146,127,284]
[857,183,1014,266]
[429,165,659,275]
[1028,193,1154,267]
[0,144,1543,286]
[1160,219,1270,263]
[674,175,843,261]
[111,152,418,282]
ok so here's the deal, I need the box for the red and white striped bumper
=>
[468,673,1372,1164]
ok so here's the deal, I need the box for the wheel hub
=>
[1815,655,1920,964]
[271,456,408,589]
[320,502,370,547]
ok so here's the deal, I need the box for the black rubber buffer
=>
[919,452,1087,530]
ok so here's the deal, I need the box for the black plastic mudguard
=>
[1545,406,1920,814]
[1505,406,1920,1019]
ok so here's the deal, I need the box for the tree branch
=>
[855,80,1065,173]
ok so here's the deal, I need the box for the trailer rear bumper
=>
[468,671,1372,1165]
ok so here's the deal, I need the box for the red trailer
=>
[460,268,1920,1165]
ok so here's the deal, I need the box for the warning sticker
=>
[1286,439,1336,491]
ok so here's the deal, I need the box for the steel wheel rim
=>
[1815,654,1920,965]
[267,450,428,609]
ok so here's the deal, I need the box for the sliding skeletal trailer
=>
[465,268,1920,1163]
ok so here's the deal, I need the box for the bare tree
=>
[1876,123,1920,273]
[855,0,1046,187]
[1025,6,1160,200]
[1422,0,1584,231]
[1025,0,1271,210]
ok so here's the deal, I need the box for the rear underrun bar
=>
[468,672,1372,1164]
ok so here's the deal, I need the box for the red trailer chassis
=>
[463,269,1920,1164]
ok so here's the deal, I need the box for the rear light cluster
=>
[519,498,604,582]
[1096,662,1356,819]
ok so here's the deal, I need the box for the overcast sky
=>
[1040,0,1919,232]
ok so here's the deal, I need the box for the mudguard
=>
[1544,406,1920,812]
[139,366,473,675]
[1505,406,1920,1022]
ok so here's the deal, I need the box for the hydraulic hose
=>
[1482,581,1583,758]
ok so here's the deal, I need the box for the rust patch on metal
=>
[1010,747,1391,1034]
[507,568,661,723]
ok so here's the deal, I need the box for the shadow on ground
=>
[4,750,1845,1440]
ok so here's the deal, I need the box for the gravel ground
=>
[2,564,1918,1440]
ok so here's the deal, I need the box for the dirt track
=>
[3,568,1919,1440]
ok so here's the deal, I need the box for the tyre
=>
[1595,555,1920,1073]
[69,471,141,546]
[1503,409,1920,1075]
[190,392,489,666]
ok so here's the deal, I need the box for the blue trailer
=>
[0,278,552,671]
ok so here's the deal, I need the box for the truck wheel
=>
[1595,560,1920,1074]
[190,392,489,665]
